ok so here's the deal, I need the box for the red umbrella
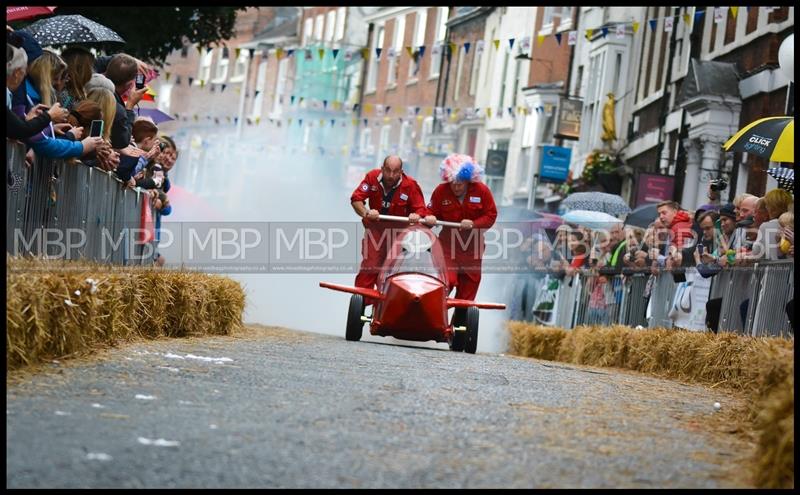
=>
[6,6,57,23]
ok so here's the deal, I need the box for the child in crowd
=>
[778,209,793,257]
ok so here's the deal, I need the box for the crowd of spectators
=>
[7,26,179,266]
[510,183,794,332]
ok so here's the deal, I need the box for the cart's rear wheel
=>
[464,307,479,354]
[346,294,364,341]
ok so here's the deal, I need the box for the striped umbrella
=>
[723,116,794,163]
[767,166,794,193]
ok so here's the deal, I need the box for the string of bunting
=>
[174,5,778,81]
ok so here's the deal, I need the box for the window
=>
[303,17,313,46]
[408,9,427,79]
[483,28,495,88]
[388,15,405,86]
[360,127,373,155]
[335,7,346,41]
[157,83,172,114]
[325,10,336,42]
[231,50,248,81]
[366,25,384,93]
[213,47,229,82]
[250,60,268,119]
[198,48,213,84]
[430,7,448,78]
[421,116,434,142]
[379,125,391,156]
[454,49,464,100]
[511,58,521,107]
[271,58,288,116]
[314,14,324,41]
[498,50,509,109]
[399,121,412,153]
[469,48,481,96]
[541,6,570,32]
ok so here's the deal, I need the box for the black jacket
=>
[110,91,136,149]
[7,106,51,140]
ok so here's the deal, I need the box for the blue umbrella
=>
[624,203,659,229]
[136,107,175,125]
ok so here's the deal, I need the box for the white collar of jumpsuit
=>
[376,172,403,193]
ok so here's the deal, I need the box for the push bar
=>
[377,214,462,228]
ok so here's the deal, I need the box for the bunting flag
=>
[221,84,226,92]
[567,31,577,45]
[255,117,260,125]
[538,34,546,46]
[683,13,692,26]
[188,77,194,86]
[476,40,485,55]
[714,7,726,23]
[276,47,284,59]
[448,42,456,55]
[332,48,339,59]
[418,46,426,58]
[730,7,738,18]
[344,50,353,62]
[508,38,515,50]
[463,42,471,54]
[165,72,171,82]
[319,48,325,60]
[298,119,303,127]
[375,47,382,59]
[632,22,640,33]
[385,106,391,114]
[601,26,609,38]
[360,48,369,60]
[196,45,203,55]
[406,46,414,57]
[648,19,657,31]
[323,100,328,109]
[664,17,673,32]
[615,24,625,39]
[249,48,255,59]
[585,28,593,39]
[492,39,500,50]
[290,95,295,105]
[235,48,241,59]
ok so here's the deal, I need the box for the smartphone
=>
[697,244,705,256]
[89,120,104,138]
[135,73,145,90]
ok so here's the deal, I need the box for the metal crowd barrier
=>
[6,140,156,265]
[522,260,793,338]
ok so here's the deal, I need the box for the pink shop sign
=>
[635,173,675,207]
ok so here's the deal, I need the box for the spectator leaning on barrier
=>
[656,200,694,254]
[749,188,793,261]
[7,44,65,141]
[778,210,793,258]
[731,193,758,249]
[115,118,161,186]
[754,197,770,228]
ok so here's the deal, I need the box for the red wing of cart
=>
[319,218,505,354]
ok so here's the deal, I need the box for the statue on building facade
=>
[601,92,617,142]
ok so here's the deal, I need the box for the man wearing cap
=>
[425,153,498,320]
[351,155,430,304]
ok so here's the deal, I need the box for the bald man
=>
[350,155,430,303]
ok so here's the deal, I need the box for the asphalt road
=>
[6,325,754,488]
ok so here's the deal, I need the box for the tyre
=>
[464,306,479,354]
[346,294,364,341]
[449,307,467,352]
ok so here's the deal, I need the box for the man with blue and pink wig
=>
[426,154,498,324]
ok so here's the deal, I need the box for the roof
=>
[678,58,741,102]
[252,7,299,42]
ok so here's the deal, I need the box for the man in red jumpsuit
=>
[424,153,497,324]
[351,155,430,304]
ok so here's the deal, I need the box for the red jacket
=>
[668,210,694,249]
[427,181,498,260]
[350,169,428,226]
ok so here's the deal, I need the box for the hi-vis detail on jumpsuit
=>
[350,169,428,292]
[427,181,498,301]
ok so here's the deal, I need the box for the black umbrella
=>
[624,203,659,229]
[21,14,125,47]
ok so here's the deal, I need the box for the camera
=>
[709,178,728,192]
[135,73,145,90]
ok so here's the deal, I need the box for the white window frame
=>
[335,7,346,41]
[454,49,464,100]
[229,50,249,82]
[303,17,313,46]
[408,9,427,80]
[212,48,229,83]
[198,48,214,84]
[271,58,288,117]
[250,60,268,119]
[379,125,391,156]
[429,7,448,79]
[366,24,384,94]
[388,15,405,87]
[469,48,481,96]
[157,83,173,114]
[360,127,373,155]
[314,14,324,41]
[325,10,336,42]
[399,121,412,152]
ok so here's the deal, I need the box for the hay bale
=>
[6,256,246,371]
[506,321,795,488]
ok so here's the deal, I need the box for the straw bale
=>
[6,256,245,371]
[506,321,795,488]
